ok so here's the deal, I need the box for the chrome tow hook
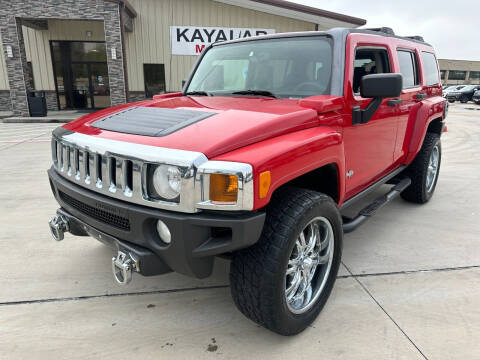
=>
[112,251,139,285]
[48,214,69,241]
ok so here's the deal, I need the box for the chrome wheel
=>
[285,216,334,314]
[426,145,439,193]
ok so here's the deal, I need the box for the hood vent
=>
[91,106,216,137]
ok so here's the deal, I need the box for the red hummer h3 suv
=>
[48,27,447,335]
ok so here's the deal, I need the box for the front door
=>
[343,46,398,198]
[51,41,111,110]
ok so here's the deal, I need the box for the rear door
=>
[393,48,422,162]
[343,42,398,198]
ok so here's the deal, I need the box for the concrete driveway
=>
[1,104,479,359]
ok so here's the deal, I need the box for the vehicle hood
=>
[64,95,323,158]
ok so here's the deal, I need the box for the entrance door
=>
[51,41,110,110]
[71,63,91,109]
[90,63,110,108]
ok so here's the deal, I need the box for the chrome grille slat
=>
[106,156,115,192]
[64,145,69,174]
[51,140,58,166]
[78,150,85,181]
[115,157,123,192]
[89,152,95,184]
[73,148,79,179]
[131,161,143,201]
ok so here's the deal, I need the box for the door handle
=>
[387,98,403,106]
[416,93,427,100]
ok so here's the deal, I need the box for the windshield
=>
[186,36,333,99]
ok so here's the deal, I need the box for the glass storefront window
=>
[144,64,166,98]
[470,71,480,80]
[70,42,107,62]
[449,70,467,80]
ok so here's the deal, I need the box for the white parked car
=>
[443,85,465,97]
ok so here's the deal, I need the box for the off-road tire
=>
[401,132,441,203]
[229,187,342,335]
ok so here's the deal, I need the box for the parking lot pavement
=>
[1,104,479,359]
[0,123,58,150]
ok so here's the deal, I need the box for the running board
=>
[342,177,411,233]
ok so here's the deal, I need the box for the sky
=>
[291,0,479,61]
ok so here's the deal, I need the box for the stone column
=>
[104,2,126,106]
[1,17,30,116]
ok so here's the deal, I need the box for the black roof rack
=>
[405,35,425,42]
[361,27,426,43]
[364,27,395,35]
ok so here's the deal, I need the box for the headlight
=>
[153,165,182,200]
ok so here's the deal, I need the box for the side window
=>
[397,50,420,88]
[353,48,391,94]
[421,52,440,86]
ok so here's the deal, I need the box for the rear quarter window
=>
[421,52,440,86]
[397,50,420,88]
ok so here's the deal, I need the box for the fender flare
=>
[405,97,446,164]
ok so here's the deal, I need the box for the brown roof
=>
[251,0,366,26]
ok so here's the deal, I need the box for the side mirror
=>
[360,73,402,98]
[353,73,403,125]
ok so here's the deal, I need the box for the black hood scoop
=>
[91,106,216,137]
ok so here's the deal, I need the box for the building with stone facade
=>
[0,0,365,116]
[439,59,480,86]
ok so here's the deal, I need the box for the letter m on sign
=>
[195,44,206,54]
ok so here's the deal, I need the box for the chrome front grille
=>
[51,128,208,213]
[52,139,138,200]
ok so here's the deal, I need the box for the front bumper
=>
[48,167,265,279]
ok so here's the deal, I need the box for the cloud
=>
[292,0,478,60]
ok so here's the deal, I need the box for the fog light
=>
[157,220,171,244]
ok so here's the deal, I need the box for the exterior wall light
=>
[6,45,13,58]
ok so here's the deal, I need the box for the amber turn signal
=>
[209,173,238,203]
[259,171,271,199]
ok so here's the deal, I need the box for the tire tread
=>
[401,132,441,203]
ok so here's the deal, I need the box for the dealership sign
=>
[170,26,275,55]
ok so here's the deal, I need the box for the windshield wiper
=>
[231,90,277,98]
[185,91,212,97]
